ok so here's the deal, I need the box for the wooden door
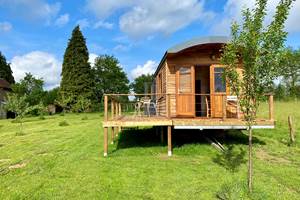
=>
[210,65,227,118]
[176,66,195,117]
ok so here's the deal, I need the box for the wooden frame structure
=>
[102,36,275,157]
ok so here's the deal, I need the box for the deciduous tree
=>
[221,0,294,192]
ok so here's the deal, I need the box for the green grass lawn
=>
[0,101,300,199]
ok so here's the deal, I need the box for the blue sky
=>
[0,0,299,89]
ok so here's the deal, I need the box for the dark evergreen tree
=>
[0,51,15,84]
[93,55,129,101]
[60,26,94,101]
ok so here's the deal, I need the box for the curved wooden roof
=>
[167,36,229,54]
[154,36,229,76]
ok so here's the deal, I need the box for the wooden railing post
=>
[269,95,274,121]
[166,94,171,118]
[223,94,227,120]
[104,95,108,121]
[111,99,114,120]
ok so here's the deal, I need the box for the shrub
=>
[81,116,88,120]
[59,120,69,126]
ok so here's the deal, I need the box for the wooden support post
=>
[223,95,227,120]
[115,102,118,117]
[104,95,108,121]
[111,100,114,120]
[104,127,108,157]
[167,126,172,156]
[166,94,170,118]
[160,126,164,144]
[111,127,115,144]
[119,103,122,116]
[269,95,274,121]
[288,116,295,143]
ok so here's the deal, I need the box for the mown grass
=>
[0,101,299,199]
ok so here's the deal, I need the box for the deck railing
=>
[103,93,274,122]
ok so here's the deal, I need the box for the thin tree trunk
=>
[248,126,253,192]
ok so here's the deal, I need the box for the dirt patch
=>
[9,162,27,170]
[256,149,291,164]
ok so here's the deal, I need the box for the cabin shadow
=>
[116,127,265,150]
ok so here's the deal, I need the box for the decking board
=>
[102,115,275,128]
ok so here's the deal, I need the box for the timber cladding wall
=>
[156,62,167,116]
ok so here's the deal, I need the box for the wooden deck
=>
[103,115,275,129]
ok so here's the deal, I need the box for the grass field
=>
[0,101,299,199]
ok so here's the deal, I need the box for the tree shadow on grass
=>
[116,128,266,150]
[212,145,247,173]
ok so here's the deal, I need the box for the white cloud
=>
[131,60,157,79]
[89,53,98,67]
[54,14,69,27]
[0,0,60,22]
[86,0,215,39]
[86,0,134,19]
[76,18,90,29]
[0,22,12,32]
[113,44,131,52]
[10,51,62,90]
[94,21,114,29]
[211,0,300,34]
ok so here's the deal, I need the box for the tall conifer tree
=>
[0,51,15,84]
[60,26,93,100]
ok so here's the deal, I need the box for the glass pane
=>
[214,72,226,92]
[214,67,224,73]
[179,67,191,93]
[179,67,191,74]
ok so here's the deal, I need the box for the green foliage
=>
[55,93,73,113]
[280,47,300,98]
[58,120,69,126]
[130,74,153,94]
[0,51,15,84]
[72,95,91,113]
[12,73,45,107]
[93,55,129,101]
[43,87,59,106]
[221,0,294,125]
[4,93,36,134]
[60,26,94,101]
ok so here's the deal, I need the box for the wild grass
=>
[0,101,299,199]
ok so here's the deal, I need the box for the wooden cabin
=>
[102,36,275,157]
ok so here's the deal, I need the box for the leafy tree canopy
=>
[0,51,15,84]
[93,55,129,101]
[12,73,45,106]
[280,47,300,97]
[130,74,153,94]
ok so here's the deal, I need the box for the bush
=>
[59,120,69,126]
[39,116,46,120]
[81,116,88,120]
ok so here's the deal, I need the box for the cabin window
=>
[214,67,226,92]
[158,73,162,94]
[179,67,192,93]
